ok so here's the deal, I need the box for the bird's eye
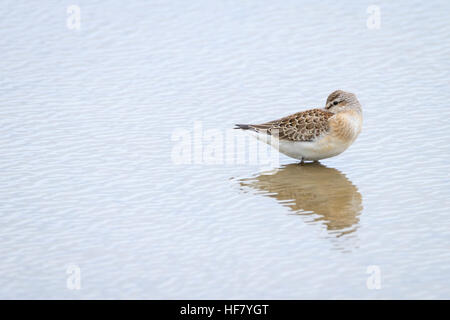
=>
[333,101,339,105]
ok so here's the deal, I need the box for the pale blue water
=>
[1,0,449,299]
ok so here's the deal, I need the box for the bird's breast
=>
[329,110,362,143]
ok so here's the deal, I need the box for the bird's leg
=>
[299,158,304,166]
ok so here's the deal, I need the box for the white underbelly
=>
[251,131,352,161]
[278,138,350,160]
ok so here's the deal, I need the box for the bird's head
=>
[325,90,361,113]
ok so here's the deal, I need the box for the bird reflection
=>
[239,163,363,238]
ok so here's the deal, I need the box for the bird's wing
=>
[235,109,334,142]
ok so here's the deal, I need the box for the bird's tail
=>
[234,124,251,130]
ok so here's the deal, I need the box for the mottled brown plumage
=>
[236,108,334,142]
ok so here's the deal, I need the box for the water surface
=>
[1,0,449,299]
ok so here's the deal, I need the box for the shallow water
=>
[1,0,449,299]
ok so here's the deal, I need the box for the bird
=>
[234,90,363,164]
